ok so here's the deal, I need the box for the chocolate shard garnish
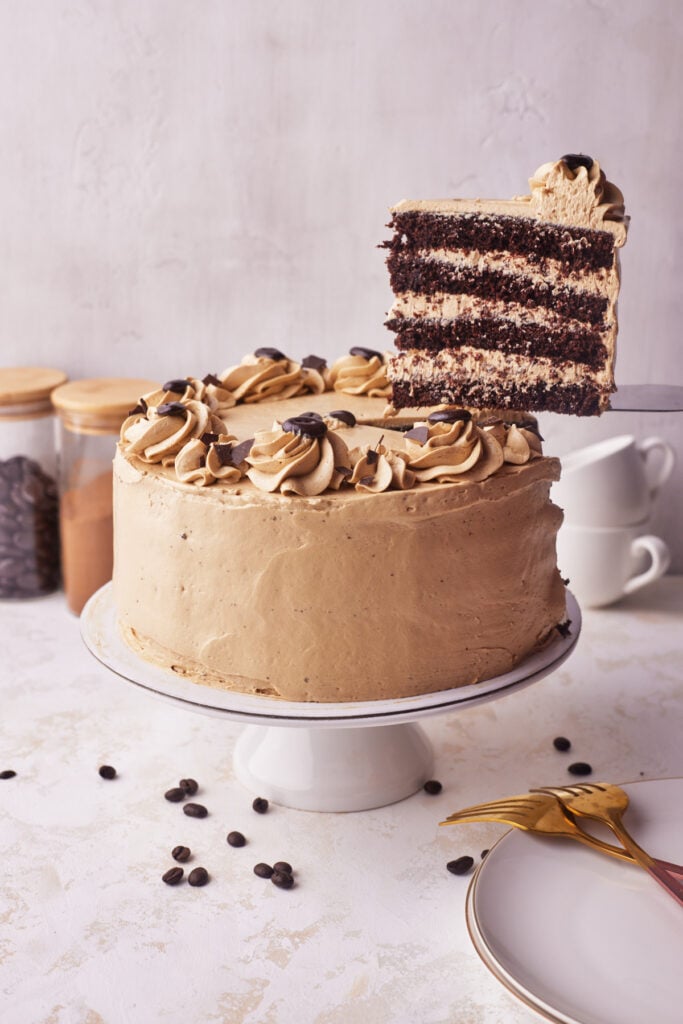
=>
[202,373,224,388]
[556,619,572,638]
[477,415,504,428]
[516,420,545,441]
[157,402,187,418]
[359,475,375,486]
[365,448,379,465]
[349,346,383,361]
[561,153,593,172]
[128,402,146,416]
[229,439,254,465]
[405,425,430,444]
[254,347,287,361]
[328,409,356,427]
[335,465,352,478]
[162,378,190,394]
[200,432,219,446]
[301,354,327,371]
[428,409,471,424]
[282,414,327,439]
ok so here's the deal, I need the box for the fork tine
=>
[441,809,531,828]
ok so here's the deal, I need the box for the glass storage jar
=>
[0,367,68,598]
[51,377,156,615]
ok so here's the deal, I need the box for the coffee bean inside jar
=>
[0,368,67,599]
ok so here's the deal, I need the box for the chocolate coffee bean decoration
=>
[561,153,593,172]
[328,410,356,427]
[427,409,471,424]
[162,379,189,394]
[349,346,383,361]
[282,415,327,439]
[254,347,287,361]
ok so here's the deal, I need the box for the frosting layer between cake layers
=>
[384,157,629,415]
[112,361,566,703]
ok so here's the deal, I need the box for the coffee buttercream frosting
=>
[328,351,392,398]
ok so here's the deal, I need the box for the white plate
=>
[81,583,580,726]
[466,778,683,1024]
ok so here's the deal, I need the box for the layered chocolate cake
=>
[383,155,629,415]
[112,350,567,703]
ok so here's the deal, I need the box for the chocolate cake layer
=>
[387,252,608,326]
[385,315,608,369]
[384,211,616,272]
[391,377,603,417]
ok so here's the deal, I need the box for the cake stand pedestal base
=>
[233,722,434,812]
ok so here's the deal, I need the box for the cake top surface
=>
[391,155,628,243]
[117,350,550,498]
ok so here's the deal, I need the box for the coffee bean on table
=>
[188,867,209,887]
[272,870,294,890]
[568,762,592,776]
[98,765,117,779]
[162,867,184,886]
[553,736,572,752]
[272,861,292,875]
[253,863,274,879]
[446,856,475,876]
[172,846,191,863]
[227,831,246,848]
[165,787,186,803]
[252,797,269,814]
[183,802,208,818]
[0,769,17,779]
[179,778,198,796]
[423,780,443,795]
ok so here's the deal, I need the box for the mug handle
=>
[638,437,676,494]
[624,535,671,595]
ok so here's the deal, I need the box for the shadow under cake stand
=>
[81,584,580,813]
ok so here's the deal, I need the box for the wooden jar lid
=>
[51,378,158,434]
[0,367,68,407]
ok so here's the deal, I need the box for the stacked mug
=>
[553,434,675,608]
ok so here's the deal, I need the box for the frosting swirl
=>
[174,434,246,487]
[328,351,392,398]
[349,443,415,492]
[528,157,628,240]
[246,423,351,495]
[120,398,226,464]
[219,353,319,403]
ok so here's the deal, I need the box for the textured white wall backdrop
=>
[0,0,681,565]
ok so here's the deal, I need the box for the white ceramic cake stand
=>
[81,584,580,813]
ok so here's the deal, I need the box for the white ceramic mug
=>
[552,434,675,528]
[556,522,671,609]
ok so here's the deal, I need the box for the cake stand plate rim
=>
[80,584,580,727]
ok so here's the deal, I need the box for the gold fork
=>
[440,789,641,863]
[532,782,683,906]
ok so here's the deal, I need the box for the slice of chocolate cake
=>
[383,155,629,415]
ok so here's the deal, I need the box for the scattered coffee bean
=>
[172,845,191,863]
[98,765,117,779]
[272,870,294,890]
[227,831,246,848]
[568,762,593,776]
[179,778,198,796]
[188,867,209,887]
[0,769,17,779]
[272,861,292,875]
[481,849,489,860]
[423,780,443,795]
[162,867,184,886]
[553,736,572,752]
[183,802,208,818]
[446,855,475,876]
[253,862,274,879]
[165,787,185,803]
[252,797,269,814]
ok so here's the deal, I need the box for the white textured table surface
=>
[1,579,682,1024]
